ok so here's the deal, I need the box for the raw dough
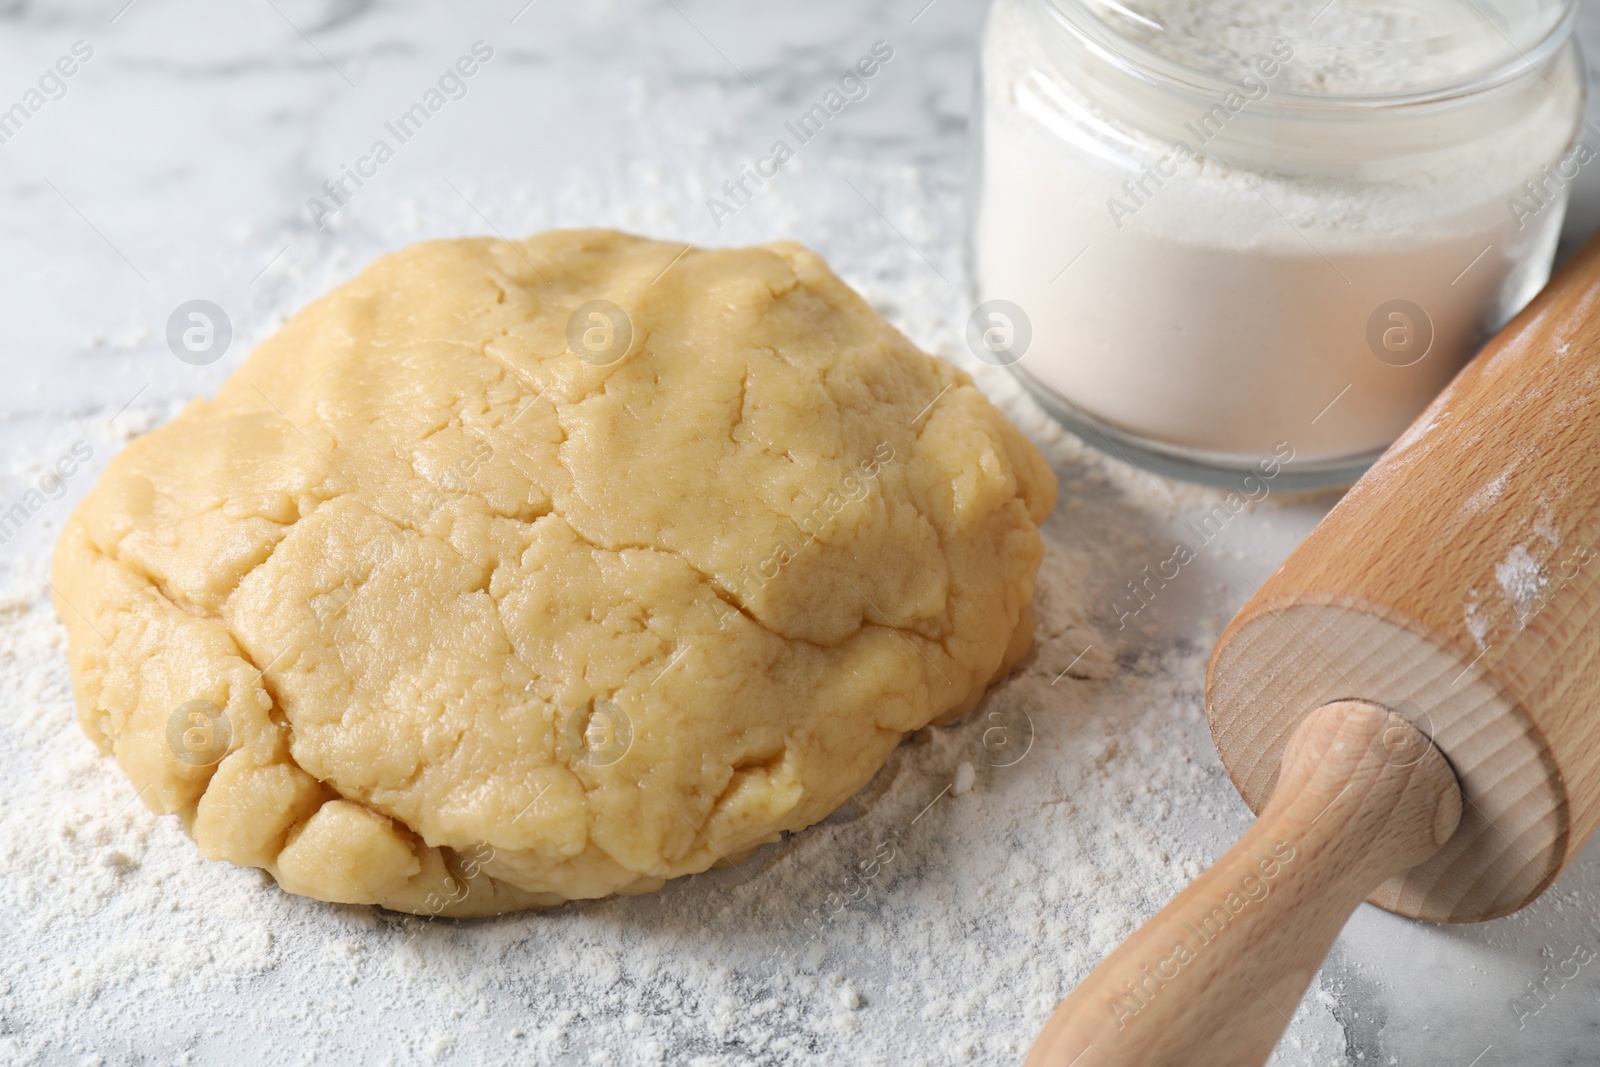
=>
[51,230,1055,914]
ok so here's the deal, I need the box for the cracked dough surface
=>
[51,230,1056,915]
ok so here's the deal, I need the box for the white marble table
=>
[2,2,1599,1064]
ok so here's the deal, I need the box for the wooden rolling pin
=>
[1026,230,1600,1067]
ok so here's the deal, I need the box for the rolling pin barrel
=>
[1028,230,1600,1065]
[1211,231,1600,923]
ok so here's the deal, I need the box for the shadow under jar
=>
[970,0,1584,488]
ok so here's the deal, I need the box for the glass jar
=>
[969,0,1585,488]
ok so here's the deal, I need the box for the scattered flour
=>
[0,279,1361,1065]
[0,4,1412,1061]
[1462,472,1510,516]
[2,509,1232,1066]
[1496,543,1550,623]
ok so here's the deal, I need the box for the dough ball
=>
[52,230,1056,914]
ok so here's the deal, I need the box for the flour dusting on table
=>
[0,0,1529,1060]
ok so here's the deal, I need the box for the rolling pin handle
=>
[1023,700,1462,1067]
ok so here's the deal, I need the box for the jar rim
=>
[1036,0,1579,112]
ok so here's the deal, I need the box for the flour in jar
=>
[973,0,1582,467]
[1101,0,1542,94]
